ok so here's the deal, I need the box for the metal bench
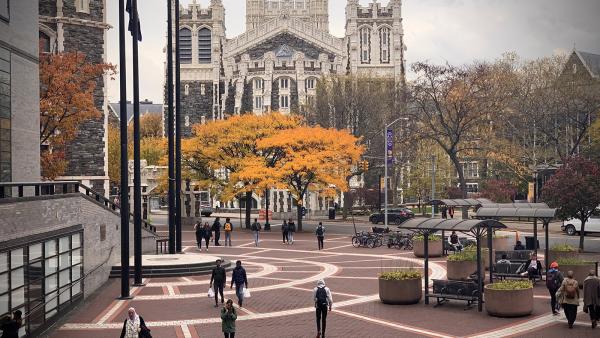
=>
[428,279,480,309]
[494,262,542,282]
[495,250,534,263]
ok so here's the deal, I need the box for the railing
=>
[0,181,157,233]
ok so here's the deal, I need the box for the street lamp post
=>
[384,117,409,228]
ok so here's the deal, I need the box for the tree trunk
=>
[297,197,303,232]
[449,152,469,219]
[342,191,351,220]
[245,191,252,229]
[579,219,586,251]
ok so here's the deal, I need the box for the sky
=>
[105,0,600,104]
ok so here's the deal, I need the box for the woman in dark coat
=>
[120,307,151,338]
[194,221,203,249]
[0,310,22,338]
[202,222,212,251]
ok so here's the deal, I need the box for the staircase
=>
[109,259,232,278]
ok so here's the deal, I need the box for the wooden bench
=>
[428,279,480,309]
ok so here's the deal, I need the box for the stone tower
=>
[246,0,329,32]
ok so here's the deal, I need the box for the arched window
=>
[39,32,51,54]
[379,27,391,63]
[359,27,371,64]
[179,28,192,64]
[198,28,212,64]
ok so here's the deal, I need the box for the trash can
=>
[264,222,271,231]
[328,207,336,220]
[525,236,539,250]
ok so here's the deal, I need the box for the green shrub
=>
[487,280,533,290]
[550,243,577,252]
[413,234,442,242]
[379,270,422,280]
[464,244,489,252]
[447,250,477,262]
[557,257,592,265]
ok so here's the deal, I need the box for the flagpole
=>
[118,0,130,299]
[167,0,176,254]
[175,0,182,253]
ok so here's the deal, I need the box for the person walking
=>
[213,217,222,246]
[546,261,564,315]
[448,207,454,219]
[557,270,580,329]
[313,279,333,338]
[282,220,289,244]
[194,221,203,249]
[230,260,248,307]
[583,269,600,328]
[224,218,233,246]
[210,259,227,307]
[316,222,325,250]
[287,218,296,244]
[202,222,212,251]
[251,218,261,247]
[120,307,151,338]
[0,310,22,338]
[221,299,237,338]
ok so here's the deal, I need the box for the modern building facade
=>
[39,0,110,194]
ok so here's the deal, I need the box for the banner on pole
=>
[386,129,393,165]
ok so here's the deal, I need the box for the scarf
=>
[125,308,140,338]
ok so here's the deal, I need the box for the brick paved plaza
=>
[50,227,598,338]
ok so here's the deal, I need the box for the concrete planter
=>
[464,249,492,270]
[379,278,422,305]
[485,286,533,317]
[447,260,478,281]
[547,250,578,264]
[413,240,443,258]
[560,263,597,288]
[482,237,512,251]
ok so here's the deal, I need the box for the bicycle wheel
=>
[367,238,375,248]
[352,236,360,248]
[405,240,413,250]
[376,237,383,247]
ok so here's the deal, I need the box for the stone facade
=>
[39,0,110,194]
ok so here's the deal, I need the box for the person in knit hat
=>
[546,261,564,315]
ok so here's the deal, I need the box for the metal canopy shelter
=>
[397,218,507,312]
[476,207,557,275]
[429,198,493,207]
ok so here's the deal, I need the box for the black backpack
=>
[316,227,324,237]
[316,287,328,306]
[546,271,560,290]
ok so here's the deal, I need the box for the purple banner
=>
[386,129,393,165]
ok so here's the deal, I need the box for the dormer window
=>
[75,0,90,14]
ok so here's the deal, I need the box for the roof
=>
[480,202,549,209]
[108,101,164,123]
[396,218,506,232]
[476,207,556,219]
[577,50,600,77]
[429,198,493,207]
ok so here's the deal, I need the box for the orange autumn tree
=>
[40,52,115,179]
[182,113,301,227]
[257,126,364,231]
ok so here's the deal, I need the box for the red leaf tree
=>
[480,179,517,203]
[542,156,600,251]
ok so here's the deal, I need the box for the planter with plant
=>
[482,233,511,251]
[548,244,578,263]
[557,257,596,288]
[485,280,533,317]
[446,250,478,281]
[464,244,492,270]
[413,234,443,258]
[379,270,423,304]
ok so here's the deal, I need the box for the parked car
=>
[369,208,414,225]
[201,206,214,217]
[561,214,600,235]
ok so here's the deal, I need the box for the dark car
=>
[201,206,214,217]
[369,208,414,225]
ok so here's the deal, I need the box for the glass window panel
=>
[29,243,42,261]
[10,249,23,268]
[45,240,57,257]
[59,252,70,269]
[59,269,70,287]
[45,274,57,293]
[11,287,24,307]
[29,278,43,301]
[0,273,7,293]
[0,252,6,272]
[45,309,57,320]
[59,286,70,305]
[11,267,24,288]
[72,233,81,249]
[72,281,81,297]
[71,266,81,281]
[45,292,57,313]
[72,249,81,265]
[28,260,43,281]
[45,257,57,276]
[0,293,8,316]
[59,236,70,253]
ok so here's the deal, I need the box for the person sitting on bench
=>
[514,240,525,250]
[448,231,462,252]
[522,253,543,280]
[497,254,511,265]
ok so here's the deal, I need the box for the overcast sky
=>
[105,0,600,104]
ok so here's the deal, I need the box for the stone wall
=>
[179,80,214,137]
[0,194,155,298]
[244,33,333,61]
[39,0,56,17]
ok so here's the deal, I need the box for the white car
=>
[561,214,600,236]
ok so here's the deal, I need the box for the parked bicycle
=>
[387,232,413,250]
[352,231,381,248]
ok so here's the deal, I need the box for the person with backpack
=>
[251,218,261,247]
[210,259,227,307]
[313,279,333,338]
[0,310,22,338]
[230,260,249,307]
[557,270,580,329]
[282,220,289,244]
[223,217,233,246]
[583,269,600,329]
[287,218,296,244]
[316,222,325,250]
[546,261,564,315]
[212,217,222,246]
[194,221,203,250]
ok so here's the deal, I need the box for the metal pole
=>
[544,220,549,272]
[476,227,483,312]
[384,129,388,228]
[118,0,130,298]
[265,189,270,229]
[431,155,435,218]
[487,225,493,284]
[132,0,143,286]
[175,0,182,253]
[167,0,176,254]
[424,232,429,305]
[378,174,382,212]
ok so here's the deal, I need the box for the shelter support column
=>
[544,220,549,272]
[487,225,493,284]
[476,226,483,312]
[424,232,429,305]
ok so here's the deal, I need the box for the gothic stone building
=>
[39,0,110,194]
